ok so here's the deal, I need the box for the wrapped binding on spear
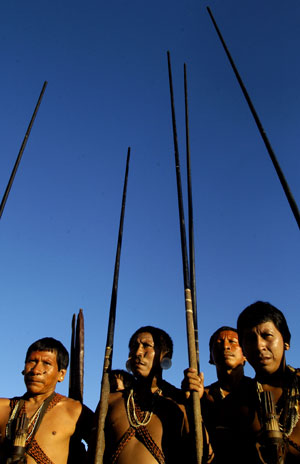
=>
[207,7,300,231]
[0,81,47,220]
[167,51,203,464]
[93,148,131,464]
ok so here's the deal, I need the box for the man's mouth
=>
[133,360,145,366]
[257,356,271,364]
[26,377,43,384]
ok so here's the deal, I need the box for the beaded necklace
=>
[126,388,162,428]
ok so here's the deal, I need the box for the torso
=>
[104,383,188,464]
[202,377,257,464]
[251,370,300,462]
[0,394,83,464]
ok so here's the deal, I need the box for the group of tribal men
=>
[0,300,299,463]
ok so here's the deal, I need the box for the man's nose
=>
[256,335,266,351]
[135,343,144,356]
[223,339,231,350]
[31,362,44,374]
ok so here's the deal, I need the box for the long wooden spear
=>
[184,63,200,371]
[167,51,203,463]
[69,309,85,403]
[207,7,300,230]
[0,81,48,219]
[93,148,131,464]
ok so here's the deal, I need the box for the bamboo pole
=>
[93,148,131,464]
[184,63,200,371]
[207,7,300,230]
[0,81,48,219]
[167,51,203,463]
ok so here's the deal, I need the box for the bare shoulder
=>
[0,398,11,428]
[108,391,124,407]
[0,398,11,416]
[55,395,83,421]
[0,398,10,408]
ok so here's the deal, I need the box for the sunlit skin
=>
[0,349,93,464]
[241,321,289,382]
[183,330,246,398]
[24,351,66,402]
[212,330,246,373]
[128,332,160,388]
[240,321,300,459]
[103,331,191,464]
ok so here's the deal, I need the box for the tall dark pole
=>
[0,81,48,219]
[93,148,131,464]
[69,309,85,403]
[207,7,300,230]
[184,63,200,371]
[167,51,203,464]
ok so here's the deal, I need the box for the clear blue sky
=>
[0,0,299,410]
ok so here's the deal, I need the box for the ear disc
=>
[160,358,172,370]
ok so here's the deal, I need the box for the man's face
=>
[129,332,159,378]
[211,330,246,370]
[24,350,66,395]
[241,321,288,376]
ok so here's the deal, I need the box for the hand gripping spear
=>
[207,7,300,230]
[167,51,203,463]
[69,309,85,403]
[0,81,48,220]
[93,148,131,464]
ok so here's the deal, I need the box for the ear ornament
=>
[160,357,172,370]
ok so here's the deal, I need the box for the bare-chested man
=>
[237,301,300,463]
[102,326,193,464]
[0,337,93,464]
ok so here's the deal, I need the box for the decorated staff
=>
[167,51,203,463]
[207,7,300,230]
[93,148,131,464]
[184,63,200,371]
[69,308,85,403]
[0,81,48,220]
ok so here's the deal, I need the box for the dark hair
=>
[237,301,291,345]
[209,326,238,364]
[25,337,69,370]
[129,326,173,359]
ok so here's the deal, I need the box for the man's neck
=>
[256,360,287,388]
[135,373,163,395]
[216,365,244,392]
[24,389,56,405]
